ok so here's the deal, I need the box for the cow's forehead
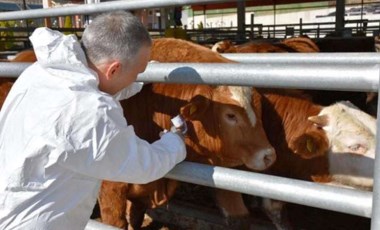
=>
[225,86,257,127]
[321,101,376,136]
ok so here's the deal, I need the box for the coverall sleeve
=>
[57,106,186,184]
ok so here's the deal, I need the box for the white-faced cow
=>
[255,89,376,230]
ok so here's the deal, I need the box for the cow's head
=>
[180,85,276,171]
[308,101,376,190]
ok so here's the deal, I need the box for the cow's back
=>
[151,38,234,63]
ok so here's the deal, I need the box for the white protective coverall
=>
[0,28,186,230]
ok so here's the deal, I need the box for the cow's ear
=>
[180,95,210,120]
[308,114,329,128]
[290,131,329,159]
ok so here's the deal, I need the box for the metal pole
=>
[138,63,379,92]
[42,0,52,27]
[165,162,372,218]
[203,5,206,28]
[361,0,364,23]
[221,52,380,65]
[273,0,276,38]
[370,65,380,229]
[0,0,231,21]
[2,62,378,92]
[237,0,245,41]
[335,0,345,35]
[250,13,254,39]
[21,0,30,38]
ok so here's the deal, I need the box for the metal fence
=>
[0,0,379,229]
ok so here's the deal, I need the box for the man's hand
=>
[159,125,186,141]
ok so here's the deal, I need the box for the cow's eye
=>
[349,144,367,154]
[225,113,237,123]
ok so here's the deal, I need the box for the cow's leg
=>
[126,199,148,230]
[214,189,250,230]
[98,181,129,228]
[262,198,293,230]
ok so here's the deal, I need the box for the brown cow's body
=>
[99,38,276,229]
[211,36,320,53]
[151,38,234,63]
[10,49,36,63]
[0,49,36,86]
[0,82,13,109]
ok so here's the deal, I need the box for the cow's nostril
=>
[264,148,276,167]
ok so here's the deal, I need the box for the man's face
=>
[116,45,151,93]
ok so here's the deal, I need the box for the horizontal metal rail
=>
[2,62,378,92]
[165,161,373,218]
[0,0,233,21]
[222,52,380,65]
[0,1,378,229]
[372,87,380,229]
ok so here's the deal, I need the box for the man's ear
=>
[105,61,122,80]
[180,95,210,121]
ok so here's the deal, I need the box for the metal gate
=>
[0,0,379,229]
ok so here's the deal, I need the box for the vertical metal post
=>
[273,0,276,38]
[317,24,320,38]
[158,15,162,35]
[162,8,169,30]
[250,13,254,39]
[335,0,345,35]
[203,5,206,28]
[84,0,99,26]
[370,67,380,229]
[360,0,364,23]
[300,18,303,35]
[192,8,195,29]
[42,0,52,27]
[22,0,30,43]
[237,0,245,41]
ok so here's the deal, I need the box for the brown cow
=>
[253,89,376,229]
[0,82,13,109]
[211,36,320,53]
[0,49,36,85]
[98,38,276,230]
[9,49,36,63]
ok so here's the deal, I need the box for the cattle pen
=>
[0,0,380,229]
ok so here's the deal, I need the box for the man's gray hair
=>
[81,10,152,65]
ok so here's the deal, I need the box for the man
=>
[0,11,186,229]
